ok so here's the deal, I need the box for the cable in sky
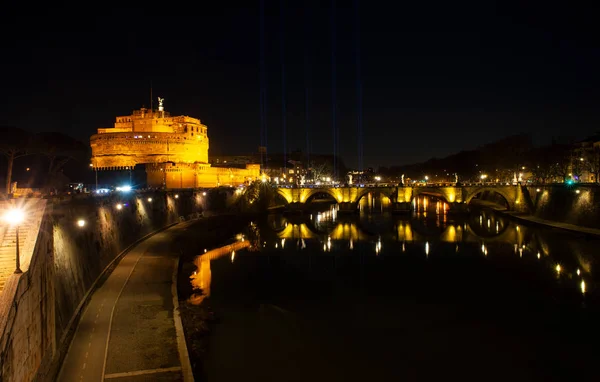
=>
[280,0,287,172]
[259,0,267,168]
[304,0,311,167]
[331,0,338,179]
[355,0,364,172]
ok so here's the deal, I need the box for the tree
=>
[309,160,332,182]
[34,132,88,192]
[0,127,34,195]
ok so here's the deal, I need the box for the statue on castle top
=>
[158,97,165,112]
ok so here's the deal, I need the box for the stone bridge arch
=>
[303,188,342,204]
[465,187,515,210]
[411,186,460,204]
[352,188,396,208]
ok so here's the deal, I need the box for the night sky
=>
[1,1,599,169]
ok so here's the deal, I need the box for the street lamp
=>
[3,208,25,274]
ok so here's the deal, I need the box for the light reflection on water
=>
[193,197,600,380]
[191,198,598,307]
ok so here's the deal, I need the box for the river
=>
[190,195,600,381]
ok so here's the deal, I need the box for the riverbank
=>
[471,199,600,238]
[175,212,256,381]
[500,211,600,238]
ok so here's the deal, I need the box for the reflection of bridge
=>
[274,185,529,212]
[272,214,525,245]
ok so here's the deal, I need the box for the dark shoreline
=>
[176,212,257,381]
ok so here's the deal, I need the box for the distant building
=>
[573,134,600,183]
[90,101,260,188]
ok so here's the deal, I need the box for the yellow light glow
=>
[175,194,179,199]
[147,197,153,202]
[77,219,86,227]
[3,208,25,225]
[581,280,586,294]
[116,204,123,210]
[555,264,561,273]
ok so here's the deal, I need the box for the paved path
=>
[503,212,600,237]
[57,224,193,382]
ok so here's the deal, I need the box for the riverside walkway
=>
[503,212,600,237]
[57,223,194,382]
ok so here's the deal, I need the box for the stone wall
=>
[0,210,54,382]
[526,185,600,228]
[0,191,202,382]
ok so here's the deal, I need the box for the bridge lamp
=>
[77,219,86,228]
[575,189,581,194]
[536,188,541,192]
[174,194,179,199]
[116,203,123,210]
[374,176,381,182]
[147,197,153,202]
[424,176,429,181]
[3,208,25,274]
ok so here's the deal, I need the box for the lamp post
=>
[3,208,25,274]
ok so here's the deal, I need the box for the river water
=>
[192,196,600,382]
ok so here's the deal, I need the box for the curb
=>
[498,211,600,238]
[43,222,179,382]
[172,256,195,382]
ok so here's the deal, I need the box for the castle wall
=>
[146,164,261,189]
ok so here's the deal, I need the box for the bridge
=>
[273,184,530,212]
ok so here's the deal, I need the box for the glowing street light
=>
[77,219,86,228]
[174,194,179,199]
[147,197,153,202]
[3,208,25,274]
[116,203,123,210]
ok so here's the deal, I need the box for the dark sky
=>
[1,1,599,169]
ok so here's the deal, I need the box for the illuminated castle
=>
[90,98,260,188]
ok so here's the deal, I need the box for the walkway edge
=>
[172,256,195,382]
[44,222,179,382]
[498,211,600,238]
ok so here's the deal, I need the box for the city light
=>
[116,185,132,192]
[3,208,24,225]
[174,194,179,199]
[116,203,123,210]
[77,219,86,228]
[147,197,152,202]
[575,189,581,194]
[3,207,25,274]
